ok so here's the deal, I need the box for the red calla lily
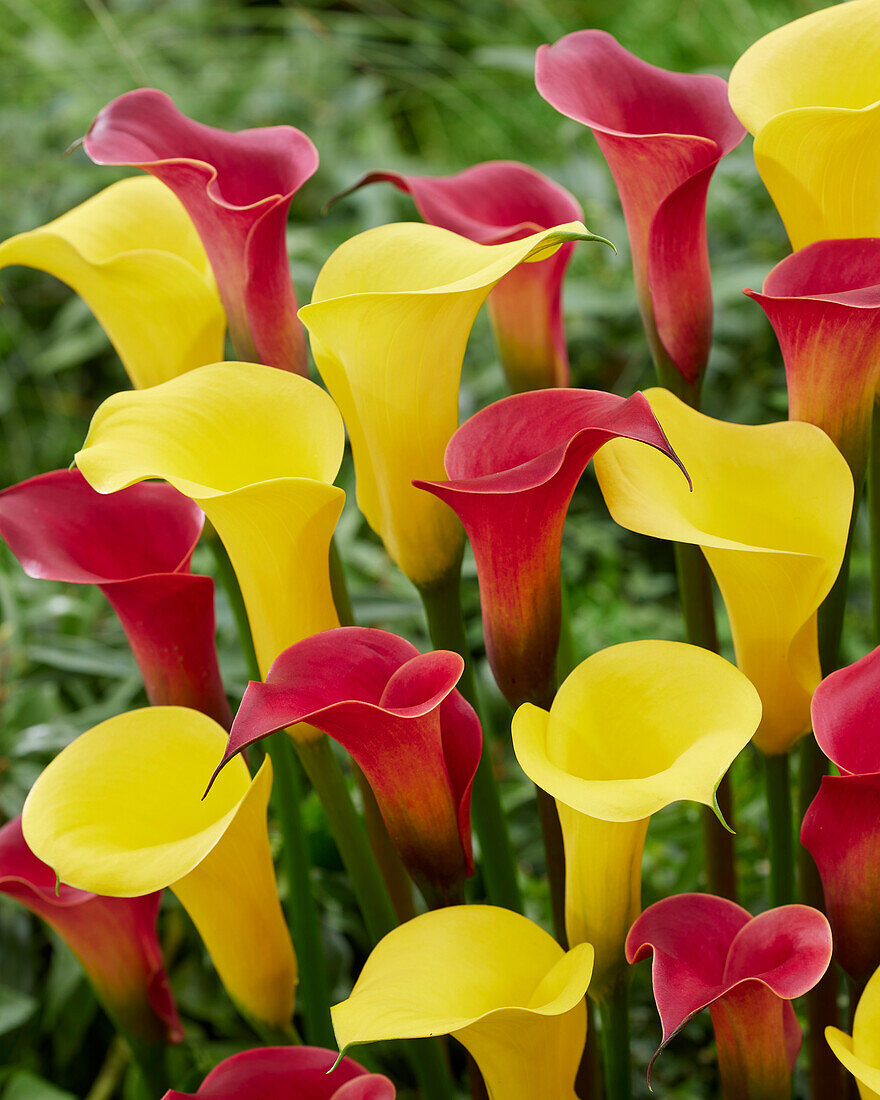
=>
[337,161,583,391]
[745,239,880,485]
[214,627,480,904]
[801,645,880,980]
[535,31,745,396]
[0,469,230,726]
[163,1047,395,1099]
[416,389,687,709]
[83,88,318,374]
[0,816,181,1045]
[626,894,831,1098]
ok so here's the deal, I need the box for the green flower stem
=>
[764,753,794,907]
[672,541,738,901]
[597,983,632,1100]
[418,569,522,913]
[536,783,567,946]
[207,532,333,1046]
[122,1035,170,1098]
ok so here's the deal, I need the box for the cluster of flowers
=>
[3,1,880,1098]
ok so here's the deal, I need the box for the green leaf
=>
[0,986,37,1036]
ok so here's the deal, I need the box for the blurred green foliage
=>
[0,1,866,1097]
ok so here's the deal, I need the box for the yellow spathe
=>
[22,706,296,1029]
[0,176,225,388]
[513,640,760,1000]
[827,963,880,1099]
[300,220,610,588]
[74,361,344,679]
[728,0,880,248]
[594,388,852,755]
[332,905,593,1100]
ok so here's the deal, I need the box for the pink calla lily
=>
[416,389,687,708]
[163,1046,395,1099]
[0,469,230,726]
[213,627,480,904]
[0,816,181,1045]
[83,88,318,374]
[802,646,880,980]
[337,161,583,391]
[536,30,745,396]
[626,893,831,1098]
[745,239,880,485]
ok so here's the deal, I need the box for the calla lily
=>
[593,387,853,755]
[729,0,880,249]
[536,30,745,395]
[827,961,880,1099]
[336,161,584,391]
[744,239,880,485]
[801,646,880,981]
[512,640,760,1001]
[299,220,612,589]
[627,893,832,1098]
[84,88,317,373]
[0,469,230,726]
[0,815,181,1046]
[332,905,593,1100]
[163,1047,395,1100]
[22,706,297,1029]
[0,176,224,388]
[213,627,480,905]
[73,361,344,680]
[417,388,686,708]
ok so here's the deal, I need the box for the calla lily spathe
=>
[0,176,224,388]
[417,389,686,708]
[729,0,880,249]
[163,1047,395,1100]
[0,816,181,1046]
[594,388,853,755]
[213,627,481,905]
[332,905,593,1100]
[84,88,317,373]
[337,161,584,391]
[745,239,880,485]
[299,220,612,589]
[627,894,832,1099]
[512,640,760,1001]
[801,646,880,981]
[0,469,230,726]
[536,30,745,395]
[74,361,344,680]
[21,706,297,1029]
[827,962,880,1099]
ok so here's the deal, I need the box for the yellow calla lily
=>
[827,962,880,1099]
[512,640,761,1001]
[0,176,225,388]
[593,388,852,755]
[332,905,593,1100]
[21,706,296,1029]
[728,0,880,248]
[299,220,612,589]
[74,361,344,681]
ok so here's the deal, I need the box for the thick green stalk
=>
[122,1036,170,1098]
[208,533,333,1045]
[419,570,522,912]
[764,754,795,907]
[672,541,737,901]
[597,983,632,1100]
